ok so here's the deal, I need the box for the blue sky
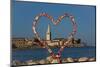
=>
[12,1,96,46]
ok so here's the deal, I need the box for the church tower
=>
[46,24,51,41]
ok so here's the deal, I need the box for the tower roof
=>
[47,24,50,33]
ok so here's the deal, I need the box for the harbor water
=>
[12,46,96,62]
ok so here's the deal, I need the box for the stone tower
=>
[46,24,51,41]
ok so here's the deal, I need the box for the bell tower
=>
[46,24,51,41]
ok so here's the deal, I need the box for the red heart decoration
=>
[32,12,77,63]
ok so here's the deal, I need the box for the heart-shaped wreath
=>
[32,12,77,63]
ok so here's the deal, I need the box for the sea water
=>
[12,46,96,62]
